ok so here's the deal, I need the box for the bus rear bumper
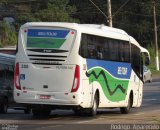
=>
[14,90,82,107]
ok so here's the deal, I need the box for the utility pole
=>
[153,0,159,71]
[107,0,112,27]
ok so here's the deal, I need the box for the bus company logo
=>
[43,49,52,53]
[117,67,128,75]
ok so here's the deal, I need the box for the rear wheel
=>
[120,96,132,114]
[0,98,8,114]
[87,93,99,116]
[74,93,99,116]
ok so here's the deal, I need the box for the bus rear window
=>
[26,28,76,50]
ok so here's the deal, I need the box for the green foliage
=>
[70,0,160,48]
[0,0,160,49]
[0,22,17,47]
[35,0,78,22]
[0,0,78,47]
[12,0,78,28]
[16,14,38,30]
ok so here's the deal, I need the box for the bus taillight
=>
[14,62,21,90]
[71,65,80,92]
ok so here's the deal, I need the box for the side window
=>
[79,33,130,62]
[108,40,118,61]
[87,44,96,58]
[118,41,129,62]
[79,34,88,58]
[131,44,141,76]
[79,34,98,59]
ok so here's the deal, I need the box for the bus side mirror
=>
[145,56,150,65]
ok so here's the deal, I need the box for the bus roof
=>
[81,24,128,35]
[129,36,140,47]
[22,22,128,35]
[22,22,142,47]
[22,22,130,41]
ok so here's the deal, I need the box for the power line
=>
[88,0,108,20]
[112,0,130,18]
[123,11,153,17]
[113,21,138,28]
[74,9,160,17]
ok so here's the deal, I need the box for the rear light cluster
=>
[14,62,22,90]
[71,65,80,92]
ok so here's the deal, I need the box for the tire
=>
[120,96,132,114]
[0,98,8,114]
[87,93,99,116]
[74,93,99,117]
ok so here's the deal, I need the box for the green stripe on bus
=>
[27,37,66,48]
[87,67,129,102]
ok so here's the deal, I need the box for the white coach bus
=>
[14,22,150,116]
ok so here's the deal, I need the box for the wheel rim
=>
[93,99,97,112]
[127,97,131,111]
[92,95,98,115]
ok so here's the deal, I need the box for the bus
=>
[14,22,150,116]
[0,53,30,113]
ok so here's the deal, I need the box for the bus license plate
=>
[39,95,51,99]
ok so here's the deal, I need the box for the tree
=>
[1,0,160,48]
[70,0,160,47]
[35,0,78,22]
[0,0,78,47]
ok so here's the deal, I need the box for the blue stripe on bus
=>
[86,59,131,79]
[27,29,69,38]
